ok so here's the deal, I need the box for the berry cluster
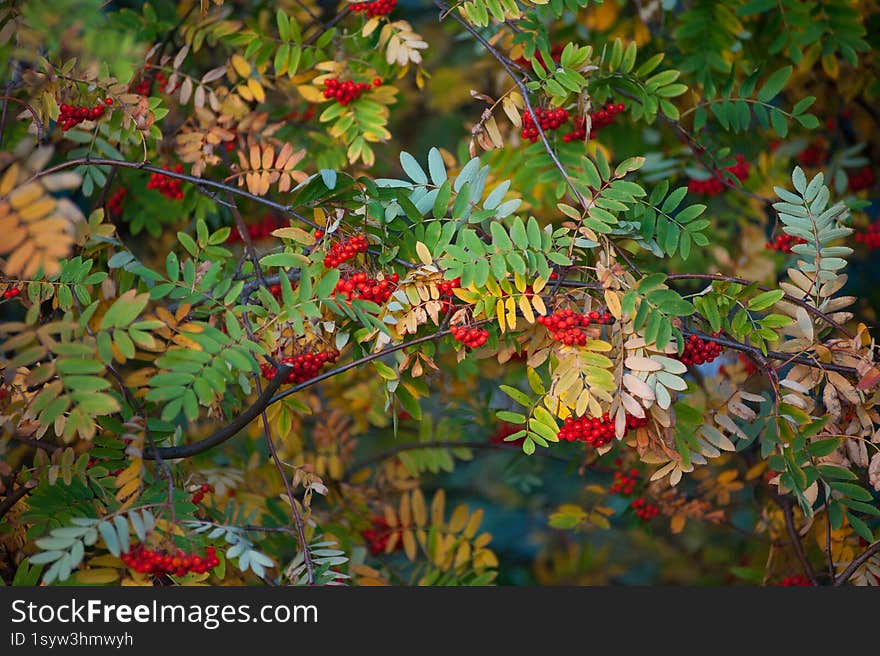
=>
[324,234,370,268]
[558,413,615,447]
[676,333,723,366]
[225,214,283,244]
[322,78,373,106]
[537,308,613,346]
[190,483,213,505]
[610,463,640,496]
[268,284,283,299]
[521,107,569,142]
[778,575,814,586]
[350,0,396,17]
[259,349,340,385]
[562,102,625,142]
[361,517,401,556]
[436,276,461,296]
[58,98,113,131]
[797,141,827,167]
[765,233,807,253]
[630,498,659,521]
[856,221,880,249]
[687,155,750,196]
[121,544,219,577]
[334,271,399,303]
[107,188,126,215]
[134,69,171,96]
[450,325,489,349]
[2,287,20,300]
[558,412,647,447]
[147,164,184,200]
[848,166,875,192]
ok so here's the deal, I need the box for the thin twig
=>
[834,540,880,586]
[777,496,817,585]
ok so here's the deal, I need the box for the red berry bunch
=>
[58,99,112,131]
[778,575,814,586]
[676,333,723,366]
[610,464,640,495]
[797,142,827,167]
[521,107,569,142]
[537,308,613,346]
[107,188,126,215]
[450,325,489,349]
[630,497,659,521]
[2,287,20,300]
[322,78,372,106]
[558,412,647,447]
[134,69,172,96]
[688,155,750,196]
[268,284,283,299]
[437,276,461,296]
[190,483,213,504]
[259,349,340,385]
[361,517,401,556]
[334,271,399,303]
[856,221,880,249]
[226,214,283,244]
[562,102,625,142]
[351,0,396,17]
[147,164,184,200]
[765,233,807,253]
[324,234,369,267]
[558,413,615,447]
[848,167,875,192]
[121,544,219,577]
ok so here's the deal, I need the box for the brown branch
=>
[0,480,35,521]
[435,1,586,209]
[143,362,292,460]
[0,95,46,143]
[255,374,314,585]
[834,540,880,586]
[683,329,858,377]
[26,157,321,230]
[777,496,818,585]
[667,273,855,338]
[144,323,483,461]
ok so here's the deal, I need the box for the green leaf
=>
[747,289,784,311]
[757,66,792,102]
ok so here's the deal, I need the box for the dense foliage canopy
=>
[1,0,879,587]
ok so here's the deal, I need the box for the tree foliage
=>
[0,0,879,587]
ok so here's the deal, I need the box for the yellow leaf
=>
[505,296,517,330]
[411,488,427,527]
[496,297,506,333]
[272,227,315,245]
[448,505,468,533]
[415,241,433,265]
[230,54,251,78]
[402,529,417,561]
[604,289,622,319]
[76,568,120,584]
[431,489,445,526]
[518,294,535,323]
[297,84,326,103]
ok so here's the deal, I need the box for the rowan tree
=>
[0,0,878,587]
